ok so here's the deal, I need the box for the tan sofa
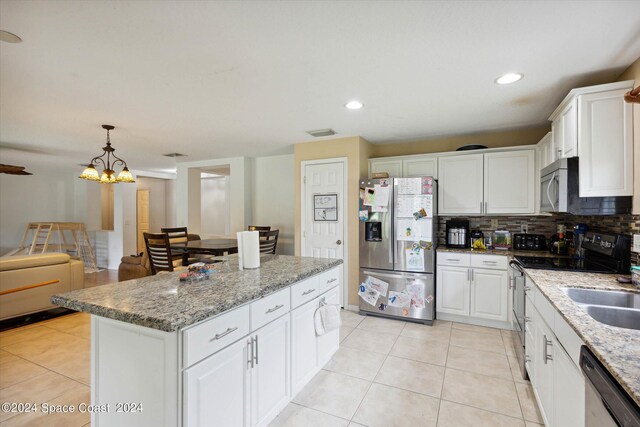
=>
[0,253,84,321]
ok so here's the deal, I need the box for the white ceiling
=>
[1,1,639,173]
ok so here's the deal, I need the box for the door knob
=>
[336,240,342,245]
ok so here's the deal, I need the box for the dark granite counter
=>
[524,269,639,406]
[52,255,342,332]
[437,247,569,259]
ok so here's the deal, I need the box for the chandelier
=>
[79,125,135,184]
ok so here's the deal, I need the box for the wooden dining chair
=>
[143,232,185,275]
[161,227,198,265]
[248,225,271,232]
[258,230,279,254]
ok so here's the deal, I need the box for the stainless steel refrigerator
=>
[358,177,437,324]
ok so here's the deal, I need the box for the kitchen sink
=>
[560,287,640,309]
[560,287,640,331]
[581,305,640,330]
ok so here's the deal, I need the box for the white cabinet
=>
[470,268,508,322]
[291,299,318,395]
[317,285,340,365]
[484,151,535,214]
[438,153,484,214]
[403,157,437,178]
[536,132,554,170]
[369,159,402,177]
[184,339,249,427]
[250,314,291,427]
[548,80,634,197]
[554,342,585,427]
[437,150,535,215]
[578,88,633,197]
[436,253,509,327]
[436,266,470,316]
[532,311,554,426]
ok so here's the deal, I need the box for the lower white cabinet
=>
[291,299,318,395]
[317,286,340,365]
[184,339,249,427]
[436,254,509,326]
[250,314,291,427]
[526,280,585,427]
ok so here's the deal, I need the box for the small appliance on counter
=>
[446,219,469,248]
[470,230,485,250]
[492,230,512,250]
[513,234,547,251]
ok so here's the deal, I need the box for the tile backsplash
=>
[437,214,639,247]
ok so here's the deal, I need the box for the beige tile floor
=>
[271,311,545,427]
[0,289,545,427]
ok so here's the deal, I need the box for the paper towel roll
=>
[242,231,260,269]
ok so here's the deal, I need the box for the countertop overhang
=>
[524,269,640,406]
[52,255,342,332]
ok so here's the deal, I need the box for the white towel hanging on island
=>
[314,299,341,336]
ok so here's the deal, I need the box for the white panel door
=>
[184,338,249,427]
[370,159,402,177]
[553,343,585,427]
[484,150,535,214]
[251,314,291,427]
[403,157,437,178]
[316,285,340,366]
[438,154,484,215]
[470,268,508,321]
[290,299,318,396]
[436,266,470,316]
[560,99,578,158]
[533,316,554,426]
[578,88,633,197]
[302,161,345,306]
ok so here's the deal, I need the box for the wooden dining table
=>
[169,238,238,263]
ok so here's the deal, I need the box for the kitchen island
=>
[52,255,343,427]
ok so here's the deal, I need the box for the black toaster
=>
[513,234,547,251]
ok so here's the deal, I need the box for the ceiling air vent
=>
[163,153,188,158]
[306,128,336,138]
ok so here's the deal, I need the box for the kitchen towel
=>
[314,301,341,336]
[236,231,260,270]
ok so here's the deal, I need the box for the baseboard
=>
[436,312,513,330]
[346,305,360,313]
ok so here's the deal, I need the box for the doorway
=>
[136,189,150,254]
[300,158,348,307]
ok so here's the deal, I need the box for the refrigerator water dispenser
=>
[365,222,382,241]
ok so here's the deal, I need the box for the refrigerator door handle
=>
[362,270,427,280]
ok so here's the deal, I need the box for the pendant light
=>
[79,125,135,184]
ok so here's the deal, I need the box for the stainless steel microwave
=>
[540,157,631,215]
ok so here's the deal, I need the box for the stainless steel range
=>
[509,231,630,380]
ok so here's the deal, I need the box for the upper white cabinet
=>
[549,80,634,197]
[437,150,535,215]
[403,157,438,177]
[438,153,484,214]
[369,159,402,177]
[484,150,535,214]
[369,156,438,178]
[536,132,554,170]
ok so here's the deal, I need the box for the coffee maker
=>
[446,219,470,248]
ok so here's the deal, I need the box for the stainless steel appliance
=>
[511,232,631,383]
[513,233,546,251]
[445,219,469,248]
[358,177,437,324]
[581,346,640,427]
[540,157,632,215]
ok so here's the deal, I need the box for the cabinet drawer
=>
[533,285,555,329]
[250,287,291,331]
[183,304,250,368]
[553,311,584,367]
[291,276,320,308]
[437,252,471,267]
[318,267,340,293]
[471,254,507,270]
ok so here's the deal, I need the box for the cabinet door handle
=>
[302,289,316,296]
[247,338,254,369]
[327,278,337,283]
[210,327,238,342]
[265,304,284,314]
[254,336,259,365]
[483,261,497,265]
[543,334,553,364]
[446,258,460,262]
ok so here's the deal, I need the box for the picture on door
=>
[314,194,338,221]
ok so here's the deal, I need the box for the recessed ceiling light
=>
[0,30,22,44]
[345,100,364,110]
[495,73,523,85]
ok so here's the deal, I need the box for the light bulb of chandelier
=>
[116,167,135,183]
[79,164,100,181]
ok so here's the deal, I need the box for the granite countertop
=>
[52,255,342,332]
[437,247,566,258]
[524,269,640,406]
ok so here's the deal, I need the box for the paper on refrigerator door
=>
[358,282,380,306]
[365,276,389,297]
[387,291,411,308]
[396,178,422,195]
[396,195,432,218]
[373,184,390,207]
[405,248,425,270]
[397,218,432,241]
[406,282,425,309]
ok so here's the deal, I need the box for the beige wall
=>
[294,136,371,306]
[616,56,640,214]
[371,126,549,158]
